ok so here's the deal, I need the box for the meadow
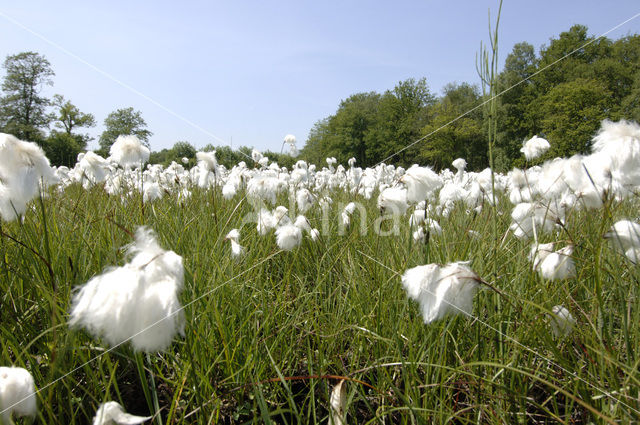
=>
[1,126,640,424]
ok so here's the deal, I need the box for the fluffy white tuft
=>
[401,262,480,324]
[296,188,314,213]
[256,209,276,235]
[528,242,555,271]
[77,151,110,189]
[344,202,356,215]
[0,133,57,221]
[109,135,150,169]
[251,149,263,163]
[229,240,244,258]
[225,229,244,259]
[452,158,467,171]
[401,165,443,204]
[308,228,320,241]
[294,215,311,232]
[225,228,240,241]
[222,182,237,199]
[275,224,302,251]
[247,176,281,206]
[538,246,576,280]
[93,401,151,425]
[284,134,296,145]
[509,202,561,239]
[377,187,409,216]
[412,227,428,244]
[521,135,550,161]
[284,134,300,158]
[549,305,576,338]
[196,151,218,171]
[0,366,37,422]
[142,182,162,202]
[340,202,357,228]
[605,220,640,263]
[69,227,185,352]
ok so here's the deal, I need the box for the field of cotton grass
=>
[1,121,640,423]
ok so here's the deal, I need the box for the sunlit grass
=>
[1,183,639,423]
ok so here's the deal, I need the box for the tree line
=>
[299,25,640,171]
[149,143,297,169]
[0,51,299,169]
[2,24,638,171]
[0,52,154,167]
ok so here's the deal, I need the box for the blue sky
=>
[1,1,639,153]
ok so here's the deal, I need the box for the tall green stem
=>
[476,0,504,372]
[476,0,502,281]
[135,351,162,425]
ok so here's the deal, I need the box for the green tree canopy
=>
[172,141,196,159]
[331,92,381,166]
[494,42,540,165]
[494,25,639,168]
[301,118,332,166]
[149,141,198,167]
[536,78,614,156]
[615,34,640,121]
[46,94,96,164]
[367,78,435,166]
[200,144,253,169]
[99,107,152,154]
[417,83,486,170]
[43,131,85,168]
[300,93,381,166]
[50,94,96,138]
[621,71,640,122]
[300,78,435,168]
[299,25,638,170]
[0,51,54,142]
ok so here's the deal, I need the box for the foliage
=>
[192,144,299,170]
[44,94,97,165]
[617,35,640,122]
[200,144,251,169]
[99,107,153,154]
[0,51,54,143]
[262,150,298,169]
[300,79,435,168]
[536,78,614,156]
[301,93,381,167]
[621,72,640,122]
[494,26,640,169]
[3,23,640,421]
[149,141,198,168]
[302,118,332,166]
[171,140,197,160]
[494,42,539,166]
[300,26,640,171]
[43,131,86,167]
[50,94,96,140]
[417,83,486,169]
[368,78,435,166]
[1,182,639,423]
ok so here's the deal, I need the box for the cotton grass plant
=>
[1,149,639,423]
[0,366,37,424]
[1,39,640,422]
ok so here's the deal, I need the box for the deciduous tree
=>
[418,83,486,170]
[99,107,152,154]
[0,51,54,142]
[50,94,96,137]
